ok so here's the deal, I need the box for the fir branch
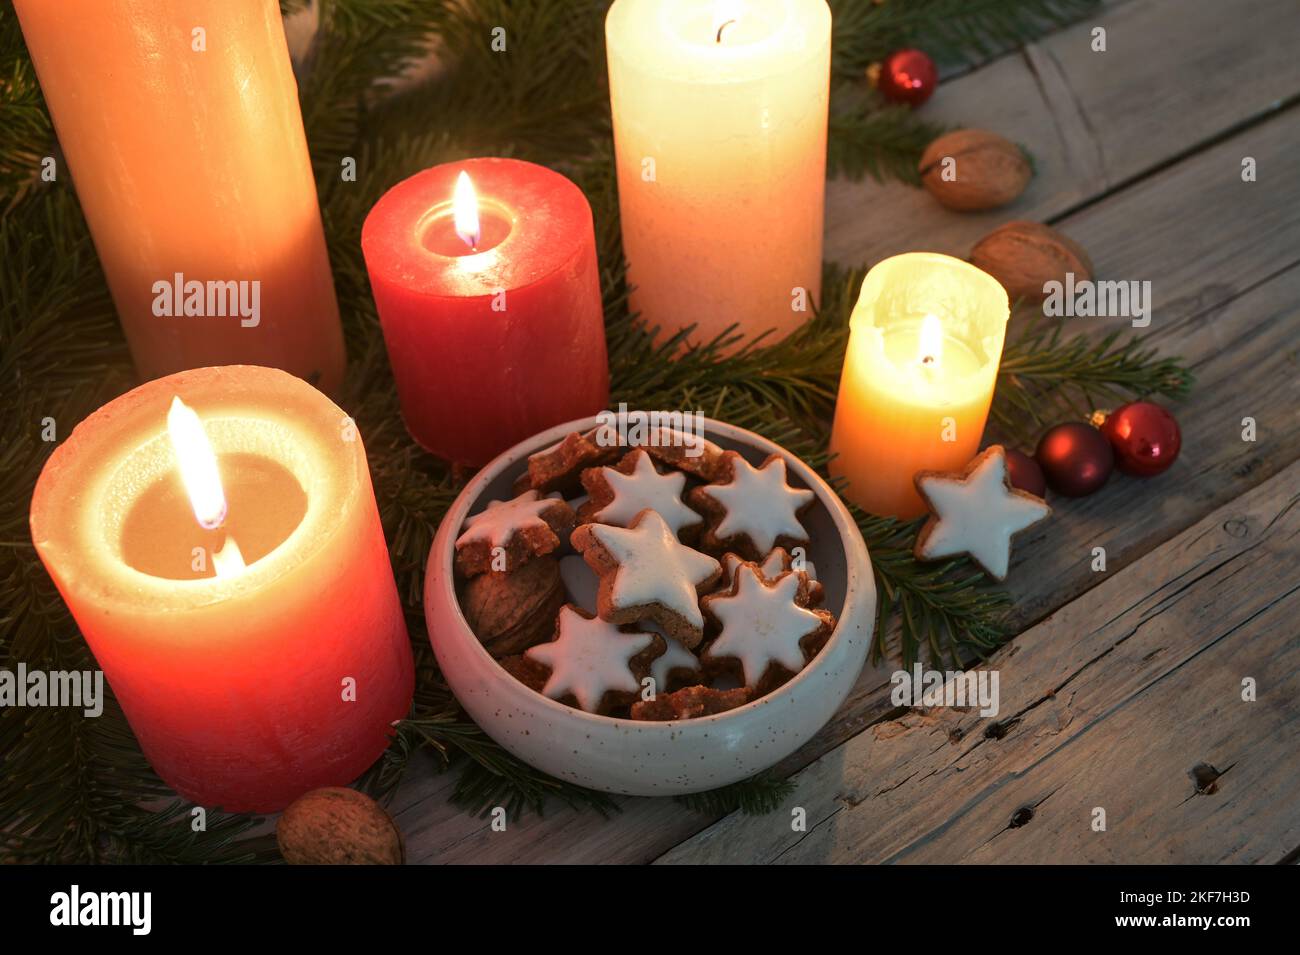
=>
[829,90,947,184]
[0,5,55,204]
[829,0,1102,81]
[0,191,123,389]
[993,308,1195,445]
[366,0,612,167]
[675,771,795,817]
[853,511,1012,669]
[606,263,864,443]
[394,716,618,819]
[295,0,451,179]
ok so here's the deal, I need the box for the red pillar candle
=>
[361,158,609,466]
[29,366,413,813]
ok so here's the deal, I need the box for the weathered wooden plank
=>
[823,0,1300,266]
[657,459,1300,863]
[396,19,1300,865]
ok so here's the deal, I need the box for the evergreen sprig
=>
[829,90,948,184]
[0,6,54,204]
[390,716,619,819]
[675,771,795,817]
[855,511,1012,668]
[993,307,1196,445]
[1,0,1170,861]
[829,0,1102,80]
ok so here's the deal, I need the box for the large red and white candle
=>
[29,366,413,813]
[361,158,609,466]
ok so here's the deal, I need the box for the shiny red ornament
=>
[1005,448,1047,498]
[1099,401,1182,477]
[1035,422,1114,497]
[876,48,938,107]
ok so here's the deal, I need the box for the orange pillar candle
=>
[29,366,412,812]
[829,253,1010,519]
[14,0,345,392]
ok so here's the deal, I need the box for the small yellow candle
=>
[829,253,1010,519]
[605,0,831,352]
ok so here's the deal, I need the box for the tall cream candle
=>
[14,0,345,393]
[606,0,831,352]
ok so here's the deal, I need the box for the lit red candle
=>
[361,158,609,466]
[29,366,413,812]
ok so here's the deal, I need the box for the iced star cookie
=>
[913,445,1052,581]
[517,428,621,495]
[570,509,721,647]
[648,634,704,693]
[688,452,815,560]
[701,563,835,694]
[455,490,577,577]
[517,605,664,714]
[630,684,751,721]
[563,550,703,690]
[636,427,725,481]
[578,449,703,538]
[720,546,823,607]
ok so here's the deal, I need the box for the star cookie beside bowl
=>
[913,445,1052,581]
[424,415,876,796]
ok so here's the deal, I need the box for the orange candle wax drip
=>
[13,0,345,393]
[829,253,1010,519]
[30,367,412,812]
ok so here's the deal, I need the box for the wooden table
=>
[393,0,1300,864]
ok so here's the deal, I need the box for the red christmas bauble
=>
[1005,448,1047,498]
[877,49,938,107]
[1099,401,1182,477]
[1035,422,1114,497]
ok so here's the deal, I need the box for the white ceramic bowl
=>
[424,416,875,795]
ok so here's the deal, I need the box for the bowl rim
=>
[426,414,872,731]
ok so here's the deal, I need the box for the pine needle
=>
[993,306,1196,446]
[675,772,795,817]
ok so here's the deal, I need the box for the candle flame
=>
[918,314,943,366]
[453,171,481,250]
[713,0,743,42]
[166,396,227,530]
[212,536,247,579]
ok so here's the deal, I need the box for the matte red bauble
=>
[877,48,938,107]
[1099,401,1182,477]
[1005,448,1047,498]
[1035,422,1114,497]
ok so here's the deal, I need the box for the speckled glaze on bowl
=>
[424,416,875,795]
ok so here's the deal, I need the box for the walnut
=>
[970,220,1093,303]
[920,129,1032,212]
[277,787,404,865]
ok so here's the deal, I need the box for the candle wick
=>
[922,355,936,365]
[213,536,247,579]
[715,19,736,43]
